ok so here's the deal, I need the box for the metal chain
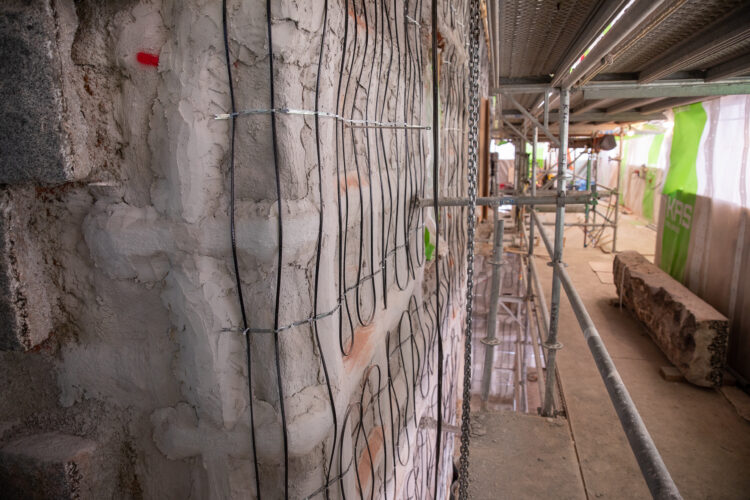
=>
[458,0,481,498]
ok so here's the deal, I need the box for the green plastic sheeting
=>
[660,103,706,281]
[663,103,705,196]
[525,142,543,174]
[647,133,665,166]
[424,227,435,261]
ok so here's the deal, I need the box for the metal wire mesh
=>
[223,1,474,498]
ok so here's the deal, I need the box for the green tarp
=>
[659,103,706,281]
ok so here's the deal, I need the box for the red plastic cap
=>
[136,51,159,67]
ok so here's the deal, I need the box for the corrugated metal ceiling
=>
[490,0,750,130]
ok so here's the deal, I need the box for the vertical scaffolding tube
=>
[523,125,539,410]
[592,154,598,232]
[613,131,623,253]
[526,126,544,406]
[541,88,569,417]
[584,150,591,247]
[480,219,505,403]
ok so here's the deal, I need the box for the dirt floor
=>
[467,211,750,499]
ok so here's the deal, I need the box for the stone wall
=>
[0,0,478,498]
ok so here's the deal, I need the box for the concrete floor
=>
[468,411,585,500]
[467,211,750,499]
[535,212,750,500]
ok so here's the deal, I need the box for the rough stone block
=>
[614,251,728,387]
[0,432,96,499]
[0,193,54,351]
[659,366,683,382]
[0,1,86,184]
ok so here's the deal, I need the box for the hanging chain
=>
[458,0,481,498]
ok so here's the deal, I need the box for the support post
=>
[584,150,592,247]
[613,132,623,253]
[520,126,544,401]
[541,87,569,417]
[592,153,598,235]
[480,218,505,403]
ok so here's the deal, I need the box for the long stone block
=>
[614,251,728,387]
[0,433,97,499]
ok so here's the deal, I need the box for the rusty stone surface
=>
[0,432,96,499]
[614,251,728,387]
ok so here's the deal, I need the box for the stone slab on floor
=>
[613,251,728,387]
[659,365,684,382]
[468,411,585,500]
[0,432,97,499]
[720,386,750,423]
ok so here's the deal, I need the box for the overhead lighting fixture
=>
[569,0,636,74]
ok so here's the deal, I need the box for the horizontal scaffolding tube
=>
[418,192,594,208]
[531,212,682,499]
[541,222,615,228]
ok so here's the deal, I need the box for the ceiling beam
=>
[605,97,662,114]
[574,0,692,88]
[494,83,553,94]
[495,77,750,99]
[500,119,528,142]
[548,0,631,88]
[561,0,668,89]
[501,93,561,146]
[638,4,750,84]
[637,96,720,114]
[527,0,667,114]
[705,53,750,83]
[582,78,750,99]
[546,111,666,123]
[572,98,619,115]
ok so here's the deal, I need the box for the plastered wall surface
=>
[0,1,479,498]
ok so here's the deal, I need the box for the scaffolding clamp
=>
[480,336,503,346]
[543,340,564,351]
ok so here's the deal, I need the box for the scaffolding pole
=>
[480,218,505,403]
[613,131,623,253]
[541,87,569,417]
[417,192,593,208]
[532,212,682,499]
[584,150,592,247]
[526,125,545,405]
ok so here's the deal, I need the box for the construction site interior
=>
[1,0,750,499]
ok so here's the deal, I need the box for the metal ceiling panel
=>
[498,0,601,78]
[605,0,746,74]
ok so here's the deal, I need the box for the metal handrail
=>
[531,210,682,499]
